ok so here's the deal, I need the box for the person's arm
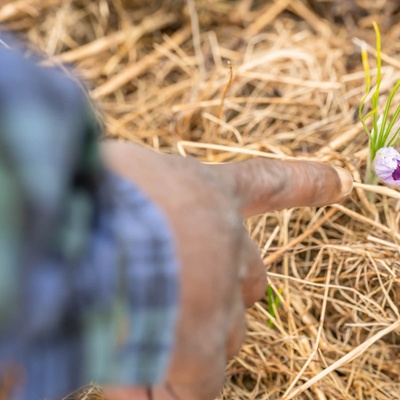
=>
[102,142,353,400]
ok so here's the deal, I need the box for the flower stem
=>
[365,144,378,186]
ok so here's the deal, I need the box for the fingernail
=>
[334,167,353,197]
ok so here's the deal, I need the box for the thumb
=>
[213,159,353,218]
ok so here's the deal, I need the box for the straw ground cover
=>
[2,0,399,399]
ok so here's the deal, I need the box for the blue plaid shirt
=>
[0,36,179,400]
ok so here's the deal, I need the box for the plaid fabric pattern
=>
[0,37,178,400]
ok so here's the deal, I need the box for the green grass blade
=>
[359,41,373,139]
[390,134,400,146]
[360,108,377,141]
[371,21,382,148]
[387,121,400,147]
[274,289,282,309]
[362,108,378,141]
[378,80,400,147]
[267,285,282,328]
[382,103,400,147]
[364,108,378,121]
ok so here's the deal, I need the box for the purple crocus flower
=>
[373,147,400,187]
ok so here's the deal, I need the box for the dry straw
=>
[2,0,399,399]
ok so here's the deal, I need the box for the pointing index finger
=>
[215,159,353,218]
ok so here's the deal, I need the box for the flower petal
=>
[373,147,400,187]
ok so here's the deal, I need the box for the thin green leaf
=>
[378,80,400,147]
[267,285,282,328]
[361,119,373,140]
[274,289,282,309]
[371,21,382,146]
[359,42,372,139]
[362,108,378,141]
[364,108,378,121]
[390,134,400,146]
[361,108,379,141]
[387,122,400,147]
[382,104,400,147]
[361,43,372,95]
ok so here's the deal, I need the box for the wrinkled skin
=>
[101,141,352,400]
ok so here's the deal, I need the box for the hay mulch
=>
[2,0,400,399]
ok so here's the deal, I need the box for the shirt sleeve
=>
[79,170,179,386]
[0,36,179,400]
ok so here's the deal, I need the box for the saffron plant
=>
[359,22,400,187]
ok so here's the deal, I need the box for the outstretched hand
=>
[101,142,352,400]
